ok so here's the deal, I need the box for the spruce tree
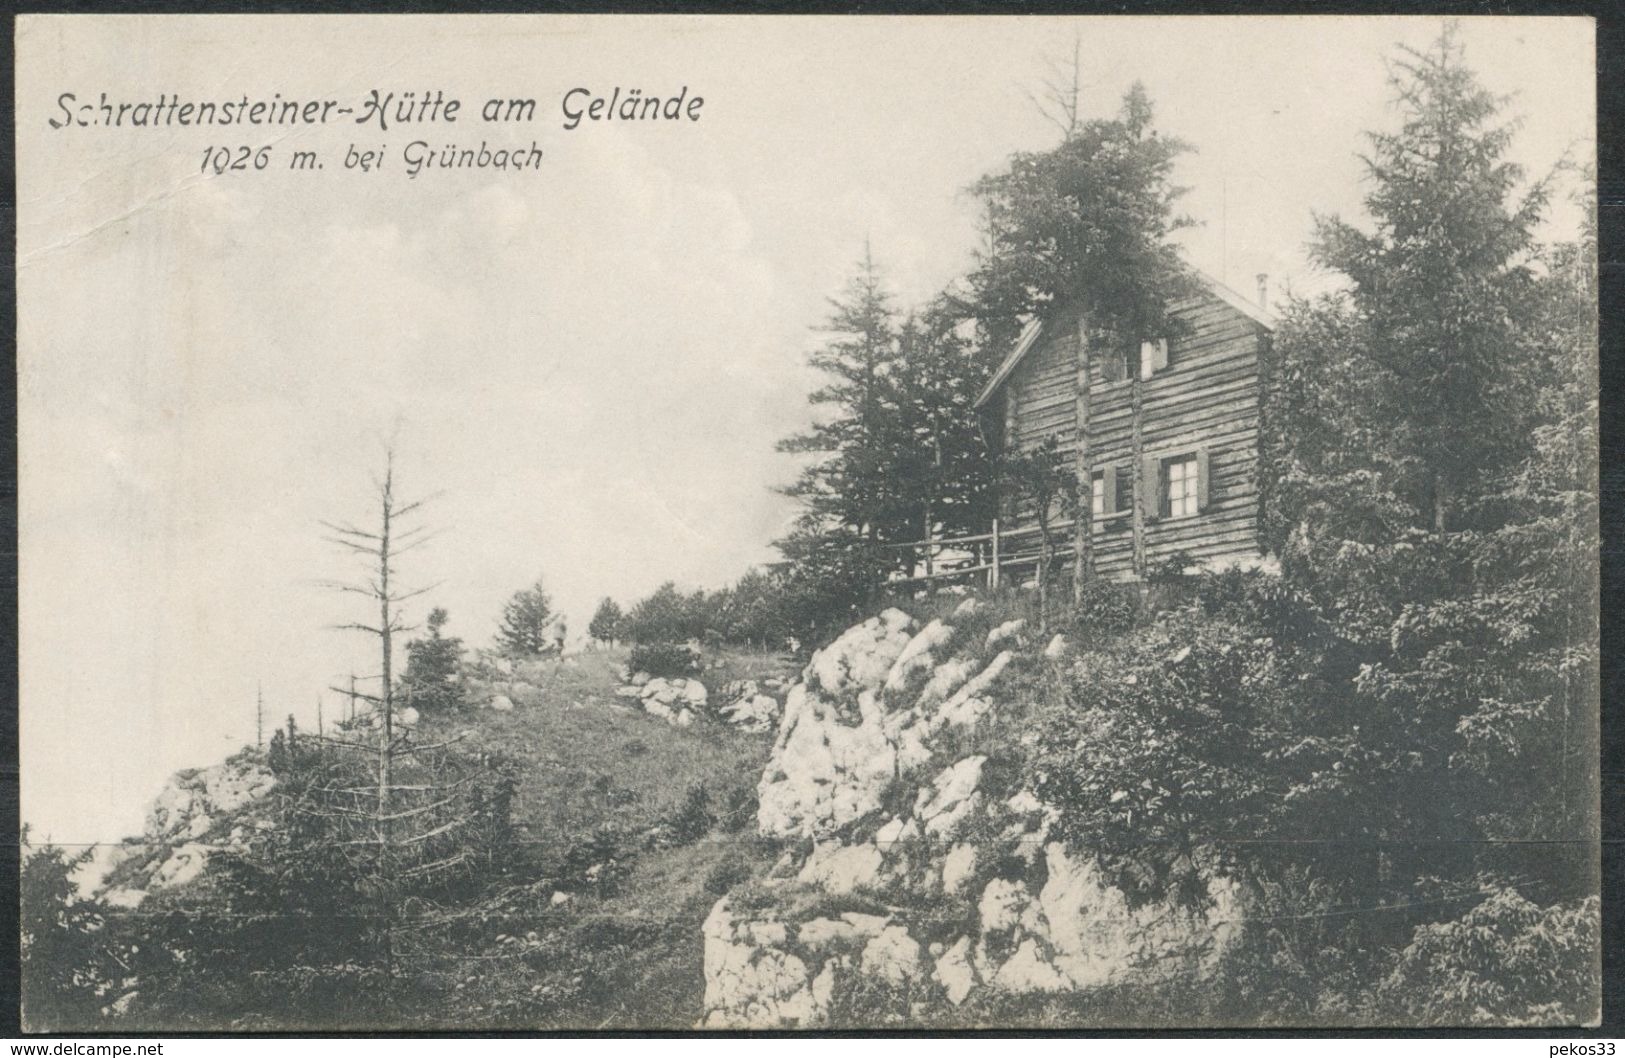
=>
[777,244,905,550]
[1309,23,1550,533]
[969,83,1200,587]
[587,597,623,646]
[495,577,554,657]
[1261,26,1592,885]
[400,607,464,712]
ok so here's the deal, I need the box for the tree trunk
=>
[1036,515,1052,632]
[379,461,394,819]
[1130,335,1148,582]
[1072,313,1094,600]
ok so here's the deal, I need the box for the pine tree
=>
[400,607,464,712]
[969,83,1200,588]
[775,246,905,601]
[1260,26,1592,885]
[587,597,623,647]
[888,305,1000,566]
[1309,23,1550,533]
[20,828,120,1030]
[495,577,554,657]
[623,581,691,644]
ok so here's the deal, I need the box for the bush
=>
[558,824,630,897]
[1372,886,1599,1026]
[628,642,700,679]
[1071,577,1136,636]
[664,784,716,844]
[703,856,753,896]
[1032,610,1284,909]
[720,782,759,832]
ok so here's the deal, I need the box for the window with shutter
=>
[1165,454,1201,518]
[1091,465,1129,522]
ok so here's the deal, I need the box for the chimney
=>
[1256,273,1269,309]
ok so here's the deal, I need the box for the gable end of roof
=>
[972,272,1276,410]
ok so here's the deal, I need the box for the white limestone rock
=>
[941,843,979,897]
[798,841,886,895]
[860,925,924,985]
[884,619,955,694]
[808,608,916,700]
[916,756,986,838]
[721,693,781,734]
[934,937,979,1005]
[151,843,209,889]
[985,618,1027,649]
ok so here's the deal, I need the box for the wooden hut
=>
[974,274,1277,581]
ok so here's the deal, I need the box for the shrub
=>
[628,642,700,679]
[1071,577,1136,636]
[720,782,759,832]
[664,784,716,844]
[1147,549,1195,586]
[703,856,753,896]
[558,825,631,897]
[1372,886,1599,1026]
[1032,610,1284,909]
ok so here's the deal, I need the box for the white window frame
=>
[1165,454,1201,519]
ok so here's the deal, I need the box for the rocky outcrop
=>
[96,753,277,908]
[144,757,275,843]
[702,602,1241,1028]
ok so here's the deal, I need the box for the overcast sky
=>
[17,14,1594,846]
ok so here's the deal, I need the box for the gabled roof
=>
[973,271,1277,410]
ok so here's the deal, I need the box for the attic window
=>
[1102,337,1169,383]
[1140,338,1169,379]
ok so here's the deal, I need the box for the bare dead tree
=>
[319,445,439,818]
[1024,31,1086,140]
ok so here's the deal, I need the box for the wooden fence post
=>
[924,520,935,591]
[989,518,1001,590]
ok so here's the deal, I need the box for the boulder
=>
[985,618,1027,649]
[860,925,924,984]
[720,693,780,734]
[488,695,515,712]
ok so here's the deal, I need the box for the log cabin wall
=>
[994,286,1272,580]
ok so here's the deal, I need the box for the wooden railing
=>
[882,516,1118,588]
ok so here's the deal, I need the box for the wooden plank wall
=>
[1003,291,1268,578]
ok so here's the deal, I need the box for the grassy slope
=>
[410,647,792,1029]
